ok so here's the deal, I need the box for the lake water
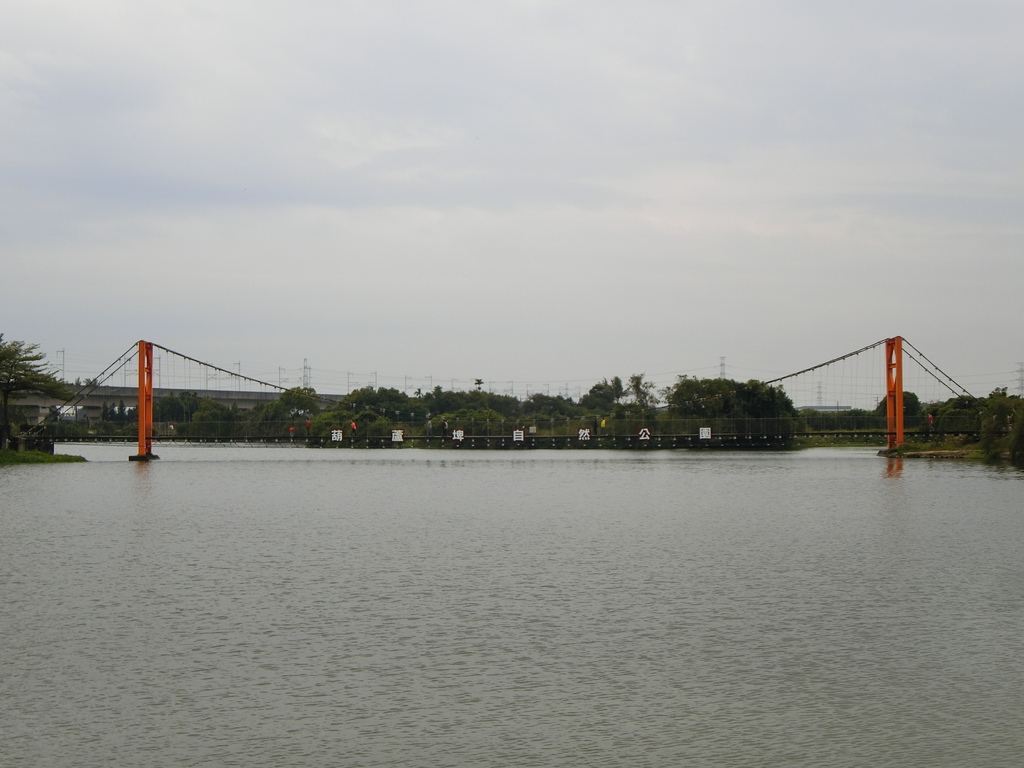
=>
[2,445,1023,767]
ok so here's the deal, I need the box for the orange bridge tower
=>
[129,340,159,462]
[885,336,904,450]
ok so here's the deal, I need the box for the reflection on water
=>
[3,447,1023,767]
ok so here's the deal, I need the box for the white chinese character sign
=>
[391,429,404,442]
[638,427,652,441]
[451,429,465,442]
[699,427,712,440]
[330,429,344,442]
[512,429,525,442]
[578,428,591,441]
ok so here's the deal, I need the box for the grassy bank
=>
[0,449,86,465]
[878,437,985,460]
[792,435,887,448]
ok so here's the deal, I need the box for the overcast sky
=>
[3,1,1022,400]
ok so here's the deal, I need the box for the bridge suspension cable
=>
[149,343,355,413]
[669,339,891,414]
[26,341,139,437]
[761,339,889,387]
[901,339,975,401]
[150,343,294,395]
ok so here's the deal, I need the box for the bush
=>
[0,449,86,464]
[1010,407,1024,467]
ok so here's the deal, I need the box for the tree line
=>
[57,373,1023,455]
[3,333,1023,462]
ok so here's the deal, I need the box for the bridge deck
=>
[50,431,975,449]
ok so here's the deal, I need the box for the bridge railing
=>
[44,411,983,443]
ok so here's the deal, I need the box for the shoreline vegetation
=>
[0,449,86,465]
[0,439,1013,466]
[4,435,1018,465]
[879,448,977,459]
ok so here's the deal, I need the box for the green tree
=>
[244,386,323,435]
[153,391,201,423]
[979,389,1019,461]
[731,380,797,418]
[421,386,519,419]
[522,392,582,419]
[874,391,922,419]
[610,376,625,404]
[188,398,238,437]
[1010,403,1024,467]
[116,399,131,425]
[342,386,428,421]
[928,395,981,433]
[580,376,625,412]
[1,335,71,448]
[664,376,796,419]
[663,376,734,416]
[626,373,659,411]
[278,386,320,415]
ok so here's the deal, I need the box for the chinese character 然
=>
[451,429,465,441]
[578,428,591,441]
[699,427,712,440]
[638,427,652,440]
[391,429,404,442]
[331,429,344,442]
[513,429,525,442]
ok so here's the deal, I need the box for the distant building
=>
[798,405,852,412]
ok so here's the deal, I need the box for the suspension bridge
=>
[25,337,980,460]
